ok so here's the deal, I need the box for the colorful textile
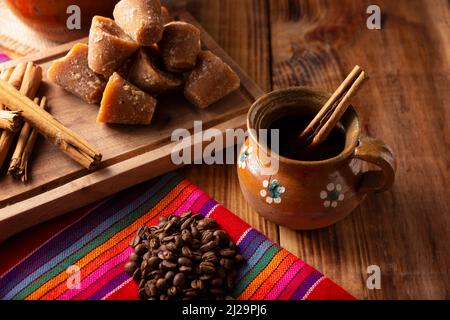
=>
[0,173,354,300]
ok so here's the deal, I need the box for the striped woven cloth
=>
[0,173,354,300]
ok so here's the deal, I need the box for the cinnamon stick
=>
[0,76,102,170]
[11,97,47,182]
[298,65,366,149]
[310,71,366,147]
[299,66,363,142]
[0,110,22,132]
[0,63,28,169]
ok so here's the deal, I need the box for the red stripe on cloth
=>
[209,205,251,243]
[105,278,138,300]
[0,204,98,276]
[305,278,355,300]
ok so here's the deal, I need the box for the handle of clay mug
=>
[353,136,397,194]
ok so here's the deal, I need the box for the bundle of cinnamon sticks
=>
[0,62,102,182]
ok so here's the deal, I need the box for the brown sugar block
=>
[97,72,157,125]
[184,51,240,109]
[47,43,106,104]
[159,22,201,72]
[113,0,163,45]
[128,49,183,96]
[88,16,139,77]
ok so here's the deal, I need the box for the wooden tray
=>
[0,10,263,243]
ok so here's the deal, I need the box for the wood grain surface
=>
[182,0,450,299]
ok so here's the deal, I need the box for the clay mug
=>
[237,87,396,229]
[6,0,119,42]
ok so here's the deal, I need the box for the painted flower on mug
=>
[260,179,285,204]
[320,182,345,208]
[238,145,253,170]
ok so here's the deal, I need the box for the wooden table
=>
[180,0,450,299]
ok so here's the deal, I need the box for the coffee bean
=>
[145,282,158,297]
[174,235,183,247]
[148,256,161,268]
[167,286,178,297]
[199,274,213,281]
[142,252,151,261]
[156,278,168,291]
[180,211,192,219]
[201,230,214,243]
[213,229,228,241]
[165,271,175,283]
[129,252,141,262]
[137,226,148,238]
[184,288,198,298]
[190,226,200,239]
[165,242,177,252]
[220,258,233,270]
[179,266,193,273]
[191,239,202,250]
[164,221,175,233]
[220,248,236,258]
[199,262,215,274]
[202,251,218,264]
[181,229,192,242]
[130,235,141,247]
[191,279,204,291]
[180,217,194,230]
[181,246,192,257]
[128,212,245,300]
[134,244,147,256]
[173,273,186,287]
[160,260,177,270]
[178,257,192,267]
[197,218,216,230]
[148,238,159,249]
[132,268,141,281]
[124,261,138,275]
[235,254,244,263]
[138,287,147,299]
[158,250,175,261]
[200,240,215,252]
[162,235,175,243]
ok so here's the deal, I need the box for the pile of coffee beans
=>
[125,211,244,300]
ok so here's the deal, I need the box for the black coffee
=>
[267,114,346,161]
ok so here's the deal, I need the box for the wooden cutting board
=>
[0,10,264,243]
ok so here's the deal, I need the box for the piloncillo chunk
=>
[47,43,106,104]
[88,16,139,77]
[128,49,183,96]
[113,0,164,45]
[161,6,171,25]
[159,22,201,72]
[97,73,157,125]
[184,51,240,109]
